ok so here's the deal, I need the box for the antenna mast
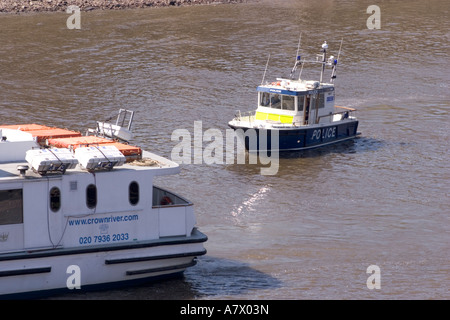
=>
[290,33,302,79]
[320,41,328,83]
[261,54,271,85]
[330,39,343,83]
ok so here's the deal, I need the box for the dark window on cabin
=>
[50,187,61,212]
[309,94,325,110]
[0,189,23,225]
[260,92,270,107]
[271,94,281,109]
[129,181,139,206]
[297,96,304,111]
[260,92,283,109]
[282,96,295,111]
[318,93,325,109]
[86,184,97,209]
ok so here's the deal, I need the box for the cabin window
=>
[317,93,325,109]
[307,94,325,110]
[260,92,297,110]
[0,189,23,225]
[259,92,281,109]
[260,92,270,107]
[297,96,304,111]
[86,184,97,209]
[129,181,139,206]
[49,187,61,212]
[270,94,281,109]
[282,95,295,111]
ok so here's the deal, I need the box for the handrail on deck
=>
[335,106,356,112]
[234,110,256,123]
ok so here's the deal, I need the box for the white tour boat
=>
[0,111,207,299]
[228,40,360,152]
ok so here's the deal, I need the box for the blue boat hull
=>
[229,120,359,152]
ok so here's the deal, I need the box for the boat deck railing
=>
[152,186,192,208]
[234,110,256,125]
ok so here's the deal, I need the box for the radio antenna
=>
[261,54,271,85]
[290,33,302,79]
[330,38,343,83]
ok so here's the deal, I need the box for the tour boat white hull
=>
[0,229,207,299]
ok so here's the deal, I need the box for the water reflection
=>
[48,256,282,300]
[185,256,282,299]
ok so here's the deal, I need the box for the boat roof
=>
[0,124,179,180]
[257,78,335,96]
[0,150,177,180]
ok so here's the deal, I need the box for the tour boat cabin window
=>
[86,184,97,209]
[129,181,139,206]
[49,187,61,212]
[0,189,23,225]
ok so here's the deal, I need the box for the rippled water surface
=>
[0,0,449,299]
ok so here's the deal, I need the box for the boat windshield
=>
[260,92,295,111]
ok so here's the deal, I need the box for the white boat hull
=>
[0,118,207,299]
[0,229,207,299]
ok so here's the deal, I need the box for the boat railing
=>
[318,106,357,123]
[152,186,192,208]
[86,109,134,142]
[234,110,256,125]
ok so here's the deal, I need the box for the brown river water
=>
[0,0,448,300]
